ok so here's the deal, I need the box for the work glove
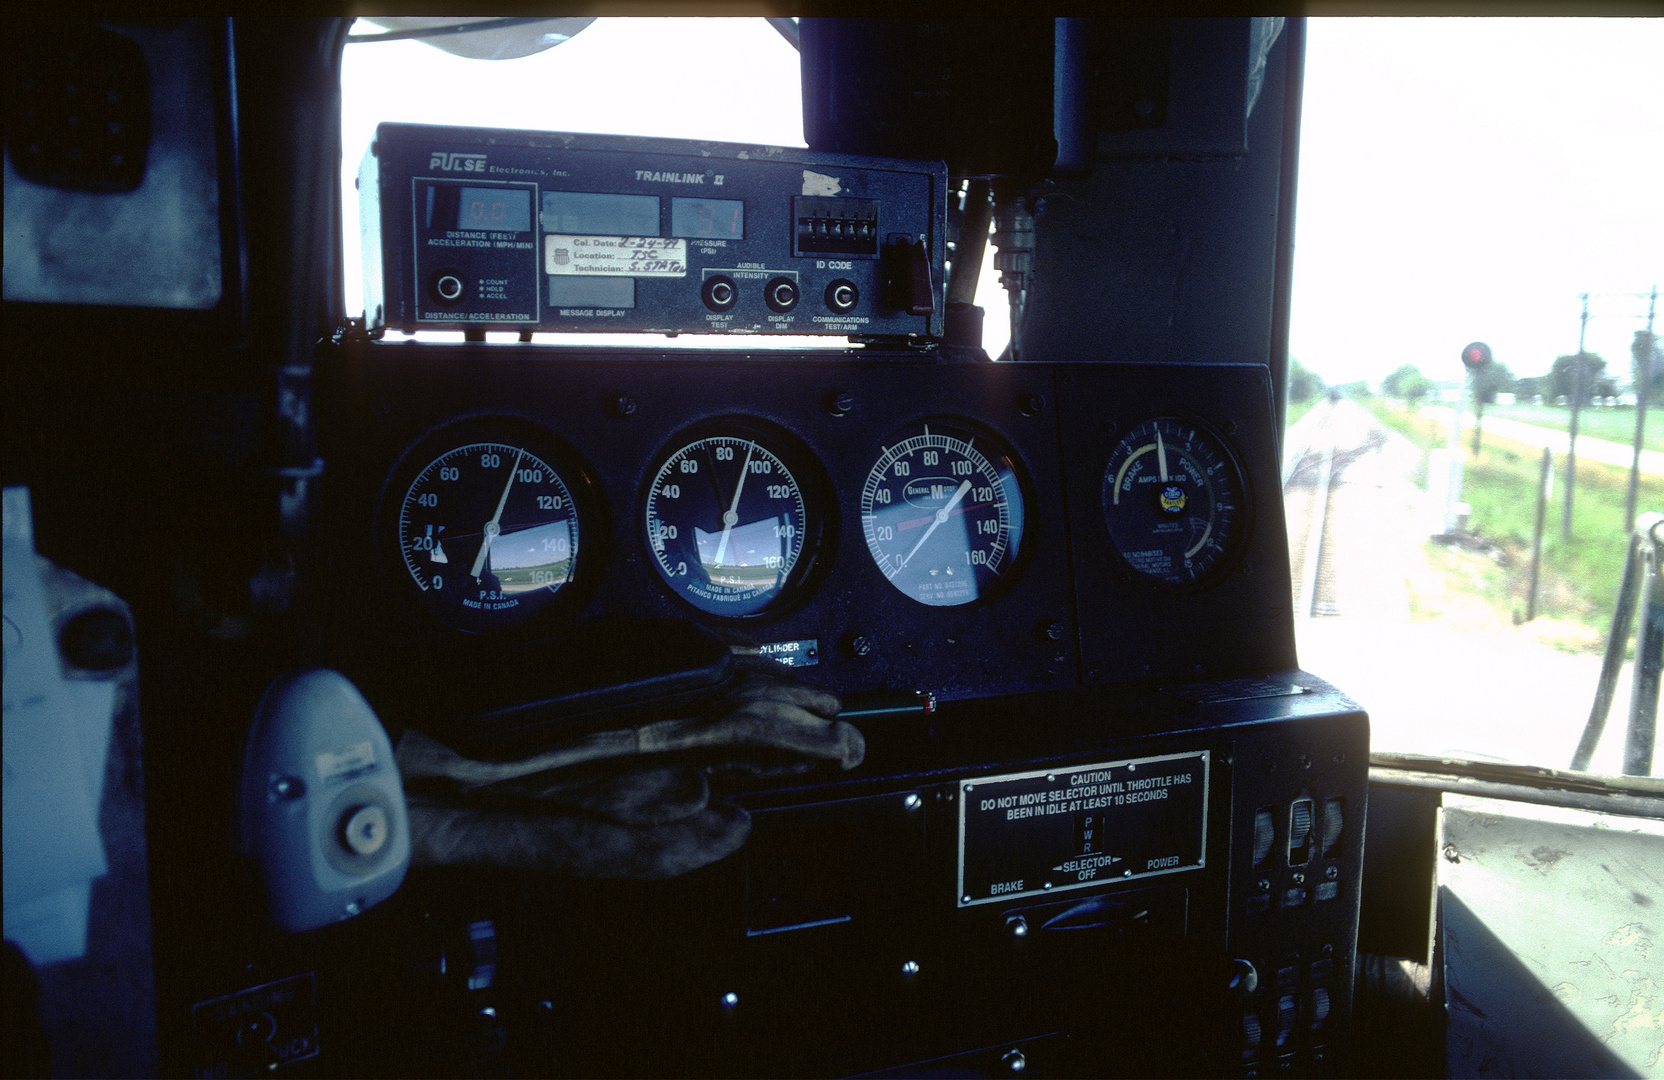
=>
[396,657,861,880]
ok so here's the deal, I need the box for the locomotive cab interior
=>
[4,16,1660,1079]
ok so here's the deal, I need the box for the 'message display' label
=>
[957,750,1209,907]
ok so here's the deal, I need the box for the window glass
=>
[1285,18,1664,774]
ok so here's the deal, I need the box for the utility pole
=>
[1627,284,1659,531]
[1564,292,1590,541]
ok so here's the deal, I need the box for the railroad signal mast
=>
[1462,340,1493,456]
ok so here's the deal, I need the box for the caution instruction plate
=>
[957,751,1209,907]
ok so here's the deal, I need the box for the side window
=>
[1283,18,1663,775]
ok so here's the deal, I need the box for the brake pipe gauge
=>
[643,423,826,618]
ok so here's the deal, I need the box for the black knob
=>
[765,276,799,313]
[433,272,465,303]
[702,275,737,312]
[58,607,132,671]
[825,279,858,314]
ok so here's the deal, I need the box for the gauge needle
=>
[712,441,754,568]
[900,479,972,568]
[1157,430,1169,482]
[470,448,524,580]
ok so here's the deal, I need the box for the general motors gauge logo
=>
[1159,485,1187,514]
[429,152,487,173]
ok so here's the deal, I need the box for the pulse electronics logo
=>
[429,152,487,173]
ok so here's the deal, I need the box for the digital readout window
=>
[541,191,660,236]
[457,187,532,232]
[670,197,744,240]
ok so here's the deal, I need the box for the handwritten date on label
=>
[545,235,687,278]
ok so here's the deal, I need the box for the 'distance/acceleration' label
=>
[957,750,1208,907]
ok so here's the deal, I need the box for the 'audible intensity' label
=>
[957,750,1208,907]
[545,235,686,277]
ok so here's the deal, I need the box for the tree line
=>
[1378,329,1660,407]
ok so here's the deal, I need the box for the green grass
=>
[1286,398,1318,428]
[1365,399,1662,645]
[1484,401,1662,453]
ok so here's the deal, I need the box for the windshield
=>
[342,17,1663,777]
[1286,17,1663,776]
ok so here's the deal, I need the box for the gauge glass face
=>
[861,422,1025,607]
[644,433,813,617]
[1102,418,1245,586]
[396,440,581,632]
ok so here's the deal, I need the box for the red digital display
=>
[457,187,531,232]
[671,197,744,240]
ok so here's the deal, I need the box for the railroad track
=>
[1282,397,1391,619]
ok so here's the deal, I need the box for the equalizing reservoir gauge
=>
[643,423,824,617]
[1101,418,1247,587]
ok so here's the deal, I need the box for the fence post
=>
[1526,448,1551,622]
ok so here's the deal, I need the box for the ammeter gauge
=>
[1101,418,1247,587]
[384,418,596,633]
[643,423,826,617]
[861,421,1026,607]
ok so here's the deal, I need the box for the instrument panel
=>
[318,347,1294,719]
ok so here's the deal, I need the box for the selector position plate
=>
[958,750,1209,907]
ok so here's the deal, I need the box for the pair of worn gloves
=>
[396,654,863,880]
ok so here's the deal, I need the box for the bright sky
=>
[1291,18,1663,388]
[341,18,1662,376]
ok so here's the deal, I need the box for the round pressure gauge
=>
[643,422,827,618]
[384,418,597,633]
[1101,417,1248,587]
[860,420,1026,607]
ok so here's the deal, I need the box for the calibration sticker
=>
[957,750,1209,907]
[544,235,686,277]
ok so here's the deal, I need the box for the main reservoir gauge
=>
[861,421,1026,607]
[385,418,596,634]
[1101,418,1247,587]
[644,423,826,617]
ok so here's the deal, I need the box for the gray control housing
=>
[239,669,409,933]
